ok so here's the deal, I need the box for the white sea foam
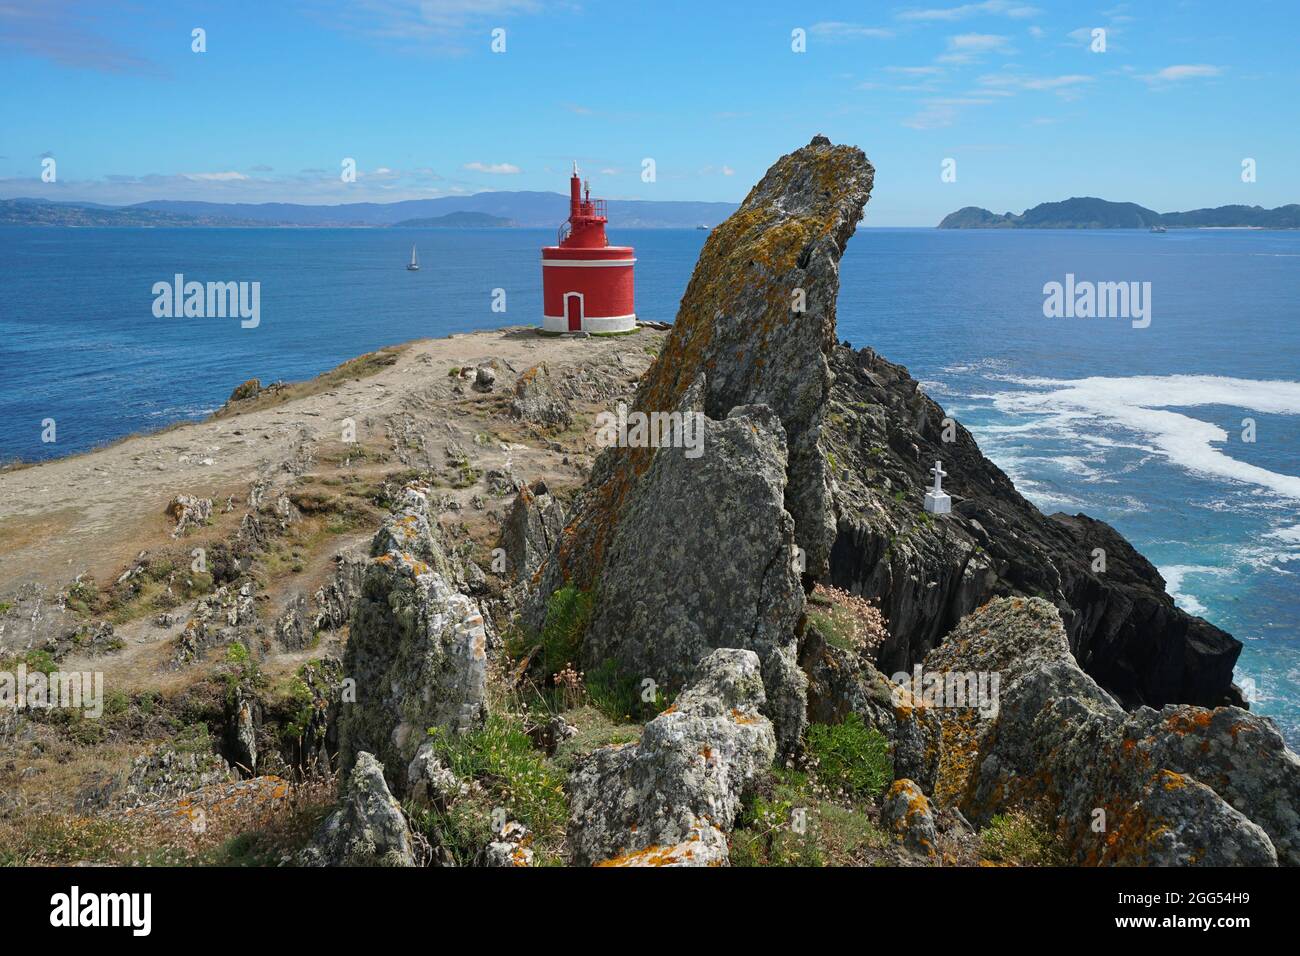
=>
[1160,564,1233,616]
[988,374,1300,500]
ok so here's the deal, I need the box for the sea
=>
[1,225,1297,746]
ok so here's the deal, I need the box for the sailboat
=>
[406,244,420,271]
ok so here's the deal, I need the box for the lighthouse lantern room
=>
[541,163,636,333]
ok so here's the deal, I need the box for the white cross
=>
[930,460,947,495]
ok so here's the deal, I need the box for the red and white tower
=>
[541,163,636,333]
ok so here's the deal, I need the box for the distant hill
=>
[0,198,262,227]
[390,211,515,228]
[939,197,1300,229]
[0,191,737,229]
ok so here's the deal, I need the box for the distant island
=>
[938,197,1300,229]
[390,211,514,228]
[0,192,737,229]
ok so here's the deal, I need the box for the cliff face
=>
[823,345,1242,709]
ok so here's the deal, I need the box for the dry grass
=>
[212,342,413,419]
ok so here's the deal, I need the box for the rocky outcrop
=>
[300,752,417,867]
[566,648,776,866]
[499,481,565,583]
[580,393,807,753]
[312,548,367,631]
[927,597,1298,866]
[224,684,260,774]
[824,345,1242,709]
[172,582,257,666]
[117,740,235,809]
[881,778,937,857]
[273,593,311,650]
[166,494,212,537]
[337,487,488,797]
[525,136,875,754]
[511,364,573,428]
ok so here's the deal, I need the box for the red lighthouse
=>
[541,163,636,333]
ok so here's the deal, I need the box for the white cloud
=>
[721,165,735,176]
[938,32,1012,63]
[898,1,1039,22]
[887,65,945,75]
[809,22,895,40]
[980,72,1094,91]
[182,171,248,181]
[1140,64,1223,83]
[903,96,999,129]
[949,33,1012,51]
[463,161,522,174]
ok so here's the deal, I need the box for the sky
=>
[1,0,1296,226]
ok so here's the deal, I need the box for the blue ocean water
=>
[1,225,1297,745]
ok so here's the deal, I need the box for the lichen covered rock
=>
[511,363,572,428]
[498,480,565,582]
[928,597,1298,866]
[581,395,807,754]
[566,648,776,866]
[338,486,488,797]
[300,752,416,867]
[881,778,937,857]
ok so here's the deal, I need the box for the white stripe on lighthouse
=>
[540,258,637,267]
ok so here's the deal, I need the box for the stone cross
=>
[930,461,946,494]
[924,460,951,515]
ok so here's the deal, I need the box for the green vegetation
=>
[979,811,1068,866]
[731,769,889,867]
[583,659,670,724]
[413,714,568,865]
[549,705,641,772]
[536,585,593,677]
[806,714,892,799]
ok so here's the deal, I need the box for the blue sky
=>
[1,0,1295,225]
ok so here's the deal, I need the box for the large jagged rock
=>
[927,597,1297,866]
[498,480,565,582]
[581,392,807,753]
[300,752,417,867]
[825,345,1242,709]
[312,548,367,631]
[566,648,777,867]
[511,363,573,428]
[337,487,488,797]
[525,136,874,752]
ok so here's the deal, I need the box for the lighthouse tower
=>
[541,163,636,333]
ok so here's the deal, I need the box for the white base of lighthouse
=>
[541,313,637,334]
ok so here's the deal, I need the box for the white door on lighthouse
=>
[564,292,584,332]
